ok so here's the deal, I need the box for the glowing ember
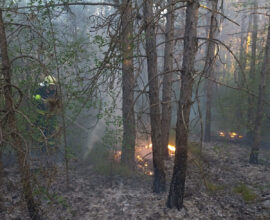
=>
[144,163,148,167]
[144,143,152,149]
[219,131,225,137]
[145,171,153,176]
[144,144,152,149]
[228,132,238,138]
[114,151,122,161]
[136,155,143,162]
[218,131,244,140]
[120,142,177,176]
[168,144,176,155]
[144,144,176,155]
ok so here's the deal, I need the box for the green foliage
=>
[66,145,76,160]
[233,183,257,202]
[213,85,248,133]
[55,195,68,209]
[94,35,107,48]
[205,180,225,193]
[33,185,68,208]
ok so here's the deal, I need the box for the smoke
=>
[84,118,106,158]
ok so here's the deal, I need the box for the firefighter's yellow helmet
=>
[44,75,57,85]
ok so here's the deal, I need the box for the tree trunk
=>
[120,0,136,168]
[249,17,270,164]
[238,15,252,85]
[0,9,40,220]
[246,0,258,142]
[143,0,166,193]
[167,0,199,209]
[204,0,218,142]
[161,0,175,159]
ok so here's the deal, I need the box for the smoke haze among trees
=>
[0,0,270,219]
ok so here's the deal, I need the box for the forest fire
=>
[112,143,177,176]
[143,143,176,155]
[114,150,122,161]
[135,143,176,175]
[218,131,244,140]
[219,131,225,137]
[168,144,176,155]
[228,132,237,139]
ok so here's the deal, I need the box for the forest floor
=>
[1,141,270,220]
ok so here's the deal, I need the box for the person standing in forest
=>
[33,75,60,151]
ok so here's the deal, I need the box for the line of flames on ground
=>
[114,144,176,176]
[115,132,243,175]
[218,131,244,139]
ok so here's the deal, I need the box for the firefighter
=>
[34,75,59,148]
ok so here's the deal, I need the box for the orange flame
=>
[168,144,176,155]
[219,131,244,139]
[229,132,238,138]
[134,143,177,176]
[219,131,225,137]
[144,143,152,149]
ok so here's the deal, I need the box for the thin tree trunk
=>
[237,15,252,86]
[161,0,175,159]
[238,16,245,79]
[46,5,70,187]
[0,9,40,220]
[235,14,252,132]
[143,0,166,193]
[120,0,136,168]
[247,0,258,141]
[249,17,270,164]
[204,0,218,142]
[167,0,199,209]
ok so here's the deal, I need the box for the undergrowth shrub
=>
[233,183,257,202]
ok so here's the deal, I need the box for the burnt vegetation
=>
[0,0,270,219]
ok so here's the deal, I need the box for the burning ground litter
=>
[0,141,270,219]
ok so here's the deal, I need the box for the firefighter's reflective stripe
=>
[34,94,42,101]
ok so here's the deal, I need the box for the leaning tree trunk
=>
[161,0,175,159]
[0,9,40,220]
[249,17,270,164]
[143,0,166,193]
[204,0,218,142]
[246,0,258,141]
[120,0,136,168]
[167,0,199,210]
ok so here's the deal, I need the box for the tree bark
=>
[0,9,40,220]
[238,15,252,85]
[161,0,175,159]
[246,0,258,141]
[143,0,166,193]
[120,0,136,168]
[204,0,218,142]
[167,0,199,209]
[249,17,270,164]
